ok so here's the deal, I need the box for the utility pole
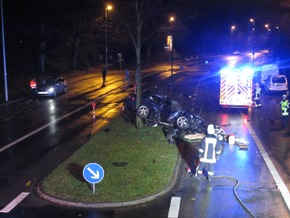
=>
[1,0,8,102]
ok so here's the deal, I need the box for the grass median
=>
[40,116,179,203]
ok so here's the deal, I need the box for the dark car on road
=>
[123,90,206,134]
[37,77,67,97]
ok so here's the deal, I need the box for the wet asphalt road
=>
[0,59,289,217]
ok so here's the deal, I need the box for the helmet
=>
[255,83,259,87]
[207,124,215,134]
[282,95,287,99]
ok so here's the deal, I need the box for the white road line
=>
[246,121,290,210]
[0,100,92,153]
[0,192,30,213]
[168,196,181,218]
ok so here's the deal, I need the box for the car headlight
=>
[48,87,54,93]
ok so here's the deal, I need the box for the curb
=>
[36,154,182,209]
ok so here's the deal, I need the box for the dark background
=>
[0,0,289,86]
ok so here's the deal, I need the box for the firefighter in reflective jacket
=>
[195,124,221,181]
[252,83,261,108]
[280,94,290,128]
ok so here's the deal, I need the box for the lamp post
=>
[1,0,8,102]
[250,18,255,67]
[105,4,112,75]
[169,16,175,76]
[230,25,235,52]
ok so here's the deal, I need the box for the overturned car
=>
[123,90,206,136]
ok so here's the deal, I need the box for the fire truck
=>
[219,66,254,108]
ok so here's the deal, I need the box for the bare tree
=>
[123,0,151,128]
[121,0,202,128]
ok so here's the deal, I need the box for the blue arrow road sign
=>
[83,163,104,184]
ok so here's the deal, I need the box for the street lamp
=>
[250,18,255,67]
[169,16,175,76]
[230,25,235,52]
[105,4,112,76]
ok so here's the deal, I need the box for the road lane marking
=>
[0,192,30,213]
[0,84,127,153]
[168,196,181,218]
[246,121,290,210]
[0,99,94,153]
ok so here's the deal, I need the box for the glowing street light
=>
[250,18,255,67]
[264,24,271,31]
[169,16,175,76]
[250,18,255,31]
[105,4,113,76]
[230,25,236,52]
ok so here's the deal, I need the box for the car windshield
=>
[42,80,56,86]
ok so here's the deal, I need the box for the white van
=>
[264,75,288,93]
[260,64,279,85]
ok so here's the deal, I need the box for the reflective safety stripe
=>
[281,100,289,115]
[220,71,253,107]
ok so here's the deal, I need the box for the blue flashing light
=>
[219,68,233,75]
[240,67,254,76]
[220,66,254,75]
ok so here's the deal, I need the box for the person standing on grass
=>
[102,67,107,87]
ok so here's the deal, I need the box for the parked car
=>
[122,90,206,134]
[264,75,288,93]
[37,77,68,97]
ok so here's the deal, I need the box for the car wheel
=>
[176,116,189,129]
[53,91,57,98]
[137,105,150,118]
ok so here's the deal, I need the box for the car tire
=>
[176,116,189,129]
[53,91,57,98]
[137,105,150,118]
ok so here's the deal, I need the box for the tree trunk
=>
[72,35,80,71]
[135,45,143,129]
[135,1,144,129]
[38,51,46,74]
[38,21,46,74]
